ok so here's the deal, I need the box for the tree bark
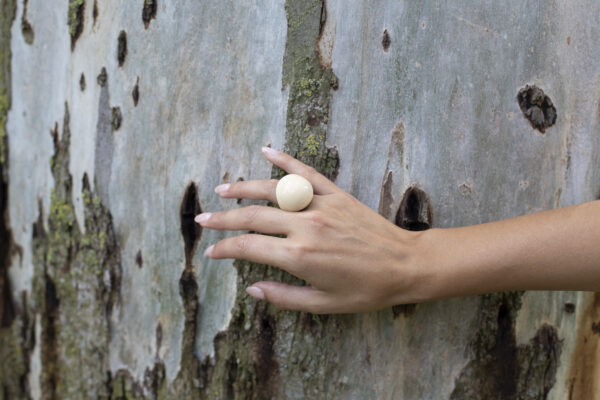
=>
[1,0,600,399]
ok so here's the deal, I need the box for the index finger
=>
[261,147,340,195]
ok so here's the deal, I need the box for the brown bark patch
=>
[20,0,34,45]
[111,106,122,131]
[450,293,563,400]
[316,0,336,70]
[378,171,394,220]
[135,249,143,268]
[382,29,391,51]
[392,304,417,319]
[567,292,600,399]
[253,310,280,399]
[142,0,157,29]
[92,0,98,25]
[97,67,107,87]
[79,73,86,91]
[517,85,557,134]
[0,165,14,328]
[117,30,127,67]
[41,275,60,400]
[132,76,140,106]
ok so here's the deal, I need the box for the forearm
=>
[424,200,600,299]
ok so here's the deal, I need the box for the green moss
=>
[0,319,30,400]
[68,0,84,36]
[82,189,91,205]
[67,0,85,49]
[0,0,16,167]
[298,77,320,98]
[277,0,340,181]
[305,134,320,156]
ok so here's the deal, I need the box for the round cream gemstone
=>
[276,174,314,212]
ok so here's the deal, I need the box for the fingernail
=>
[214,183,230,195]
[246,286,265,300]
[261,146,278,157]
[204,245,214,257]
[194,212,211,224]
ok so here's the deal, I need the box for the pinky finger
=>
[246,281,334,314]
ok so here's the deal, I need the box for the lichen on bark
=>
[31,104,123,399]
[67,0,85,50]
[276,0,339,181]
[0,0,16,166]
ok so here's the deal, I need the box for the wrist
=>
[388,227,447,305]
[411,227,453,302]
[419,223,527,300]
[413,226,491,302]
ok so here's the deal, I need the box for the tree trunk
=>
[1,0,599,399]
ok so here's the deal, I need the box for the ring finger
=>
[207,234,301,276]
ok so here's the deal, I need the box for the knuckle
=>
[287,242,310,260]
[303,165,318,177]
[235,235,252,254]
[304,210,329,230]
[244,205,262,225]
[331,192,351,206]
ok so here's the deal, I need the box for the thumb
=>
[246,281,332,314]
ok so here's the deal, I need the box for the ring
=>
[276,174,314,212]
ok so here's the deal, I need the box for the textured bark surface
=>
[1,0,600,399]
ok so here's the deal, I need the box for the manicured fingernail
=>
[194,212,211,224]
[214,183,230,195]
[262,146,278,157]
[204,245,214,257]
[246,286,265,300]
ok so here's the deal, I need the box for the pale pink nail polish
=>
[204,244,214,257]
[214,183,230,194]
[261,146,278,157]
[246,286,265,300]
[194,213,211,224]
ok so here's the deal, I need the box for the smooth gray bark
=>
[1,0,599,399]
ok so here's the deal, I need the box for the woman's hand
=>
[195,147,435,314]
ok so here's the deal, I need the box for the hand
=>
[195,147,434,314]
